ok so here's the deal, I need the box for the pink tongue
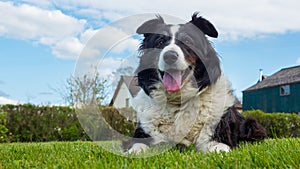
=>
[163,71,182,92]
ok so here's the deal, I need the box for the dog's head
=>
[136,13,221,97]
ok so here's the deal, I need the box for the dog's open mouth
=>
[162,68,192,92]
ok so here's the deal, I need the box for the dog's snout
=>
[163,51,178,64]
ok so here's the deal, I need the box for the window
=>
[125,98,130,107]
[280,85,290,96]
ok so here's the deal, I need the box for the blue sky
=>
[0,37,75,104]
[1,0,300,105]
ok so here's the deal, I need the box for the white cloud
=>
[52,37,84,59]
[74,54,139,80]
[0,2,140,59]
[0,1,86,59]
[2,0,300,60]
[75,26,140,61]
[97,57,123,76]
[52,36,101,59]
[0,1,85,40]
[20,0,52,8]
[58,0,300,40]
[0,96,18,105]
[90,26,140,53]
[80,28,98,44]
[297,58,300,64]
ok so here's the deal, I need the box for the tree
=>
[57,70,108,106]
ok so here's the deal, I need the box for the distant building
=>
[233,99,243,112]
[109,76,140,108]
[243,65,300,113]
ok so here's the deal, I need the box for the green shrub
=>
[0,104,136,142]
[2,104,299,142]
[0,111,8,143]
[243,110,300,138]
[101,107,136,136]
[0,104,90,142]
[74,106,136,141]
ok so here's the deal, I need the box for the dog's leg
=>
[122,123,152,154]
[196,138,231,153]
[195,107,240,153]
[207,141,231,152]
[212,108,243,149]
[212,107,266,150]
[127,143,149,154]
[197,107,266,153]
[195,110,233,153]
[195,124,231,153]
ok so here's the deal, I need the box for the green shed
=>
[243,65,300,113]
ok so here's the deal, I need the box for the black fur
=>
[213,107,266,148]
[123,13,266,152]
[137,69,162,96]
[122,123,153,151]
[136,15,165,35]
[190,12,218,38]
[136,14,221,95]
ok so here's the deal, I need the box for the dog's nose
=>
[163,51,178,64]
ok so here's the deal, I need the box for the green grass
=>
[0,138,299,169]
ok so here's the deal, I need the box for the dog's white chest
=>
[132,75,236,147]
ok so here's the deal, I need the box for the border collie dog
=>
[123,13,266,154]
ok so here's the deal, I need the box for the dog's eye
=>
[155,37,166,48]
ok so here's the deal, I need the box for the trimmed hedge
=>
[75,106,136,141]
[243,110,300,138]
[0,104,136,142]
[0,104,89,142]
[1,104,299,142]
[0,111,8,142]
[101,107,136,136]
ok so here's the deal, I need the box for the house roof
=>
[109,76,141,106]
[244,65,300,92]
[233,99,242,110]
[122,76,141,97]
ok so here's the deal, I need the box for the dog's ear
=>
[136,15,165,35]
[189,12,218,38]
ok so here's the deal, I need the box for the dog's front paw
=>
[209,142,230,153]
[127,143,149,154]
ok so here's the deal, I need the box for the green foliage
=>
[73,106,136,142]
[101,107,136,136]
[0,104,135,142]
[0,111,8,142]
[0,138,299,168]
[2,104,298,143]
[58,70,108,106]
[0,104,89,142]
[242,110,300,138]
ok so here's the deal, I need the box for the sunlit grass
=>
[0,138,299,168]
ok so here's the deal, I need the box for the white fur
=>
[132,74,236,153]
[128,143,149,154]
[208,141,231,152]
[158,25,188,71]
[170,25,179,44]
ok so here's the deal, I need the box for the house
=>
[109,76,140,108]
[243,65,300,113]
[233,99,243,112]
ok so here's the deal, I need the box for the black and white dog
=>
[123,13,266,153]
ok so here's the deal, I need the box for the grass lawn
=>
[0,138,299,169]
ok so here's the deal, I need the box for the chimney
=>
[259,69,263,82]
